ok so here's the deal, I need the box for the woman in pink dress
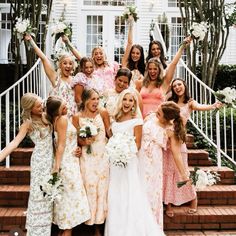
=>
[138,101,190,228]
[163,78,222,217]
[136,37,191,118]
[24,34,78,117]
[92,47,119,91]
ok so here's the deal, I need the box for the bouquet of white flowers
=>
[214,87,236,111]
[177,167,220,190]
[51,19,72,39]
[122,5,139,22]
[14,17,36,40]
[105,132,138,168]
[40,172,64,203]
[79,122,99,154]
[190,21,208,41]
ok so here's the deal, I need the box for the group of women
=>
[0,18,221,236]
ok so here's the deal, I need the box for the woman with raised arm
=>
[121,17,145,87]
[163,78,222,217]
[24,35,77,117]
[104,89,165,236]
[138,101,190,228]
[46,96,90,236]
[72,88,110,236]
[0,93,53,236]
[136,37,191,118]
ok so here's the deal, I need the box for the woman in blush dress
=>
[46,96,90,236]
[138,101,190,228]
[104,89,165,236]
[72,88,111,236]
[24,34,77,117]
[136,37,191,118]
[121,16,145,87]
[0,93,53,236]
[163,78,222,217]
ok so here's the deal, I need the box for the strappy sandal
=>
[165,210,174,218]
[188,208,197,214]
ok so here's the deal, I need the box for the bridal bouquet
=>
[14,17,36,40]
[79,122,99,154]
[122,5,139,22]
[177,167,220,190]
[190,21,208,41]
[105,132,138,168]
[213,87,236,114]
[40,172,64,203]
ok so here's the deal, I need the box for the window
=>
[168,0,178,7]
[83,0,134,6]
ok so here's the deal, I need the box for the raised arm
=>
[163,36,192,91]
[0,122,30,162]
[190,100,222,111]
[24,34,57,87]
[53,116,67,173]
[121,17,134,67]
[61,35,82,61]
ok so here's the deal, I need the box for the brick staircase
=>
[0,135,236,235]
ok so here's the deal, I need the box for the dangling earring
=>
[131,106,136,116]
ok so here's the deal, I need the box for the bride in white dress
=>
[104,89,165,236]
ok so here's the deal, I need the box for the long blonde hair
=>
[113,89,141,121]
[91,46,109,68]
[21,93,48,130]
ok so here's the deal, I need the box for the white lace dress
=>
[104,118,165,236]
[53,120,90,229]
[25,126,54,236]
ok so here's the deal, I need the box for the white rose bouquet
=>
[51,20,72,41]
[105,132,138,168]
[122,5,139,22]
[14,17,36,40]
[177,167,220,190]
[213,87,236,114]
[40,172,64,203]
[190,21,208,41]
[79,123,99,154]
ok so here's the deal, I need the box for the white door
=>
[82,11,127,63]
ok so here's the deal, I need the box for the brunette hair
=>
[168,78,191,104]
[115,68,132,84]
[146,40,167,69]
[127,44,145,75]
[79,57,94,73]
[143,58,164,88]
[79,88,99,111]
[161,101,186,142]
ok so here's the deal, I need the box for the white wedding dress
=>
[104,118,165,236]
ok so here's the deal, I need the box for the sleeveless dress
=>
[49,77,77,117]
[53,120,90,229]
[163,103,196,205]
[25,126,53,236]
[140,86,165,118]
[104,118,165,236]
[138,113,167,228]
[93,61,119,92]
[79,114,109,225]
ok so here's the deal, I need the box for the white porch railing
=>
[0,59,48,168]
[153,23,236,167]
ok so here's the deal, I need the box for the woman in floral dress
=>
[138,101,190,228]
[72,88,111,236]
[0,93,53,236]
[104,89,165,236]
[24,34,77,117]
[46,96,90,236]
[163,78,222,217]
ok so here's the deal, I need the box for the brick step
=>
[0,185,29,207]
[165,230,236,235]
[164,205,236,230]
[197,185,236,205]
[189,166,235,185]
[0,207,26,231]
[10,148,33,166]
[188,149,213,166]
[0,166,30,185]
[186,134,194,149]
